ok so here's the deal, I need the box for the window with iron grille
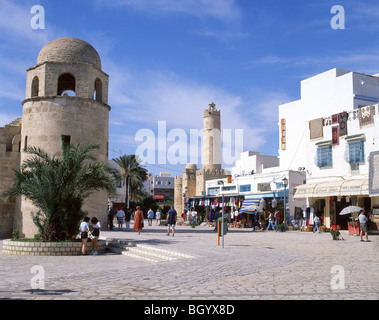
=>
[316,145,332,167]
[348,140,364,164]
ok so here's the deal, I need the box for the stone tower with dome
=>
[174,102,226,215]
[0,37,111,238]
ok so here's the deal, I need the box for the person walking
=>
[166,206,177,236]
[208,209,213,223]
[313,215,320,233]
[252,210,262,231]
[90,217,101,255]
[116,208,125,230]
[359,210,370,242]
[107,205,116,230]
[266,212,276,231]
[156,208,161,226]
[190,207,197,228]
[125,208,132,231]
[274,210,280,230]
[147,208,154,226]
[133,206,144,235]
[79,216,90,255]
[213,209,221,232]
[234,208,239,224]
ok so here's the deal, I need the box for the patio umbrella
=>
[339,206,363,215]
[240,205,263,213]
[339,206,363,236]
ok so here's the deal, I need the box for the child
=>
[91,217,101,255]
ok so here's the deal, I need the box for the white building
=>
[231,151,279,176]
[204,150,306,224]
[278,68,379,171]
[280,68,379,230]
[206,166,306,222]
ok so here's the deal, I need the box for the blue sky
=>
[1,0,379,175]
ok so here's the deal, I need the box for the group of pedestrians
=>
[106,205,172,235]
[107,206,132,231]
[147,208,162,226]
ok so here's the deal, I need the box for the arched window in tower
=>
[94,78,102,102]
[57,73,76,96]
[31,76,39,97]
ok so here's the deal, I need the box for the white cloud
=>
[0,0,51,46]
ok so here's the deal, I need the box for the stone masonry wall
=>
[0,120,22,239]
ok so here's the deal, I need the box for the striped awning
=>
[240,198,260,211]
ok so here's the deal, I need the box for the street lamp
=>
[282,177,288,227]
[184,187,189,221]
[217,180,225,248]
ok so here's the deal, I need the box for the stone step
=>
[135,244,194,259]
[105,238,194,263]
[127,247,178,261]
[121,251,161,263]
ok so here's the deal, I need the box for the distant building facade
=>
[144,172,174,202]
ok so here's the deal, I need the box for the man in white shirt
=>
[190,208,197,226]
[359,211,370,242]
[116,209,125,230]
[147,208,154,226]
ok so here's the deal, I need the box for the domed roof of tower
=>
[185,163,197,170]
[37,37,101,69]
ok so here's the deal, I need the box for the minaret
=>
[202,102,221,171]
[17,37,110,237]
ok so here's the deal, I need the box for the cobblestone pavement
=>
[0,223,378,301]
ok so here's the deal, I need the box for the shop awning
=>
[240,199,260,212]
[313,180,344,197]
[240,198,260,209]
[293,183,318,198]
[340,179,369,196]
[293,178,369,199]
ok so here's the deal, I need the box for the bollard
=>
[217,220,220,246]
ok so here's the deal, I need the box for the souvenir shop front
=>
[186,194,244,222]
[186,189,290,227]
[239,190,289,227]
[294,178,371,229]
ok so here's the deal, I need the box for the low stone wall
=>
[2,239,106,256]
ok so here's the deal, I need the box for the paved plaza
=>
[0,223,378,301]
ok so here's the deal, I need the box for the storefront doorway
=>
[335,198,350,230]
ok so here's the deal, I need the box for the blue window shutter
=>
[349,140,364,163]
[326,146,332,166]
[317,147,322,167]
[317,146,332,167]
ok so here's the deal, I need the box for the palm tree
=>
[112,154,147,210]
[2,138,117,241]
